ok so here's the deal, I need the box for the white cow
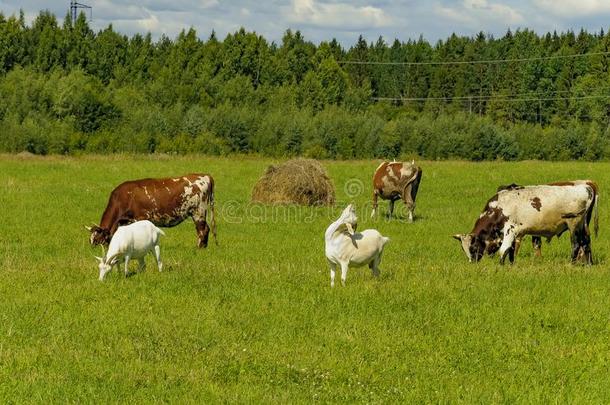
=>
[454,182,599,264]
[95,220,165,280]
[325,204,390,287]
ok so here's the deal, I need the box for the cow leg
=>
[577,229,592,265]
[388,200,395,218]
[508,240,516,264]
[329,261,337,287]
[581,240,593,265]
[154,244,163,272]
[403,185,415,222]
[570,232,581,263]
[514,237,522,257]
[371,191,378,218]
[532,236,542,257]
[499,230,516,265]
[194,219,210,248]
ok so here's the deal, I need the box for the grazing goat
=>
[95,220,165,281]
[325,204,390,287]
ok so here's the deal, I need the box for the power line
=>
[70,1,92,25]
[373,94,610,102]
[374,89,576,101]
[339,51,610,66]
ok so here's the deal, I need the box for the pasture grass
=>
[1,154,610,402]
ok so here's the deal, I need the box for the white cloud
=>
[136,13,160,32]
[435,4,475,25]
[286,0,393,30]
[535,0,610,17]
[435,0,524,28]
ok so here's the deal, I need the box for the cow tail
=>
[411,168,423,203]
[593,192,599,238]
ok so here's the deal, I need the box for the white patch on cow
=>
[381,175,393,189]
[488,200,498,209]
[174,176,209,219]
[387,166,399,180]
[399,165,412,178]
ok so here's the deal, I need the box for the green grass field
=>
[2,154,610,402]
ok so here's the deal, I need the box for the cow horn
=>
[84,223,100,232]
[94,256,103,263]
[452,234,463,241]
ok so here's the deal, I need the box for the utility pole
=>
[70,0,92,25]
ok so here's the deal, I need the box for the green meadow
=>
[1,154,610,403]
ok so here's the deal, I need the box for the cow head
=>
[85,224,111,246]
[453,233,486,262]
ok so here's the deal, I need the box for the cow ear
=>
[452,234,464,241]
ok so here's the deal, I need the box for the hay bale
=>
[252,158,335,205]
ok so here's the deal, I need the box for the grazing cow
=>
[453,183,598,264]
[497,180,599,258]
[95,220,164,280]
[87,174,216,248]
[325,204,390,287]
[371,160,422,222]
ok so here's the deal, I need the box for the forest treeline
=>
[1,10,610,160]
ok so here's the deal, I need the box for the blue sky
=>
[1,0,610,46]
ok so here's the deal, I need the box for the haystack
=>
[251,158,335,205]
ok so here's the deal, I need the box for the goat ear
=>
[452,234,464,241]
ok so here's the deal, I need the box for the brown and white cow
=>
[453,182,598,264]
[371,161,423,222]
[86,174,217,248]
[497,180,599,258]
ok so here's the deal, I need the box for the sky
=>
[1,0,610,46]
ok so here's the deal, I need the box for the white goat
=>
[325,204,390,287]
[95,220,165,281]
